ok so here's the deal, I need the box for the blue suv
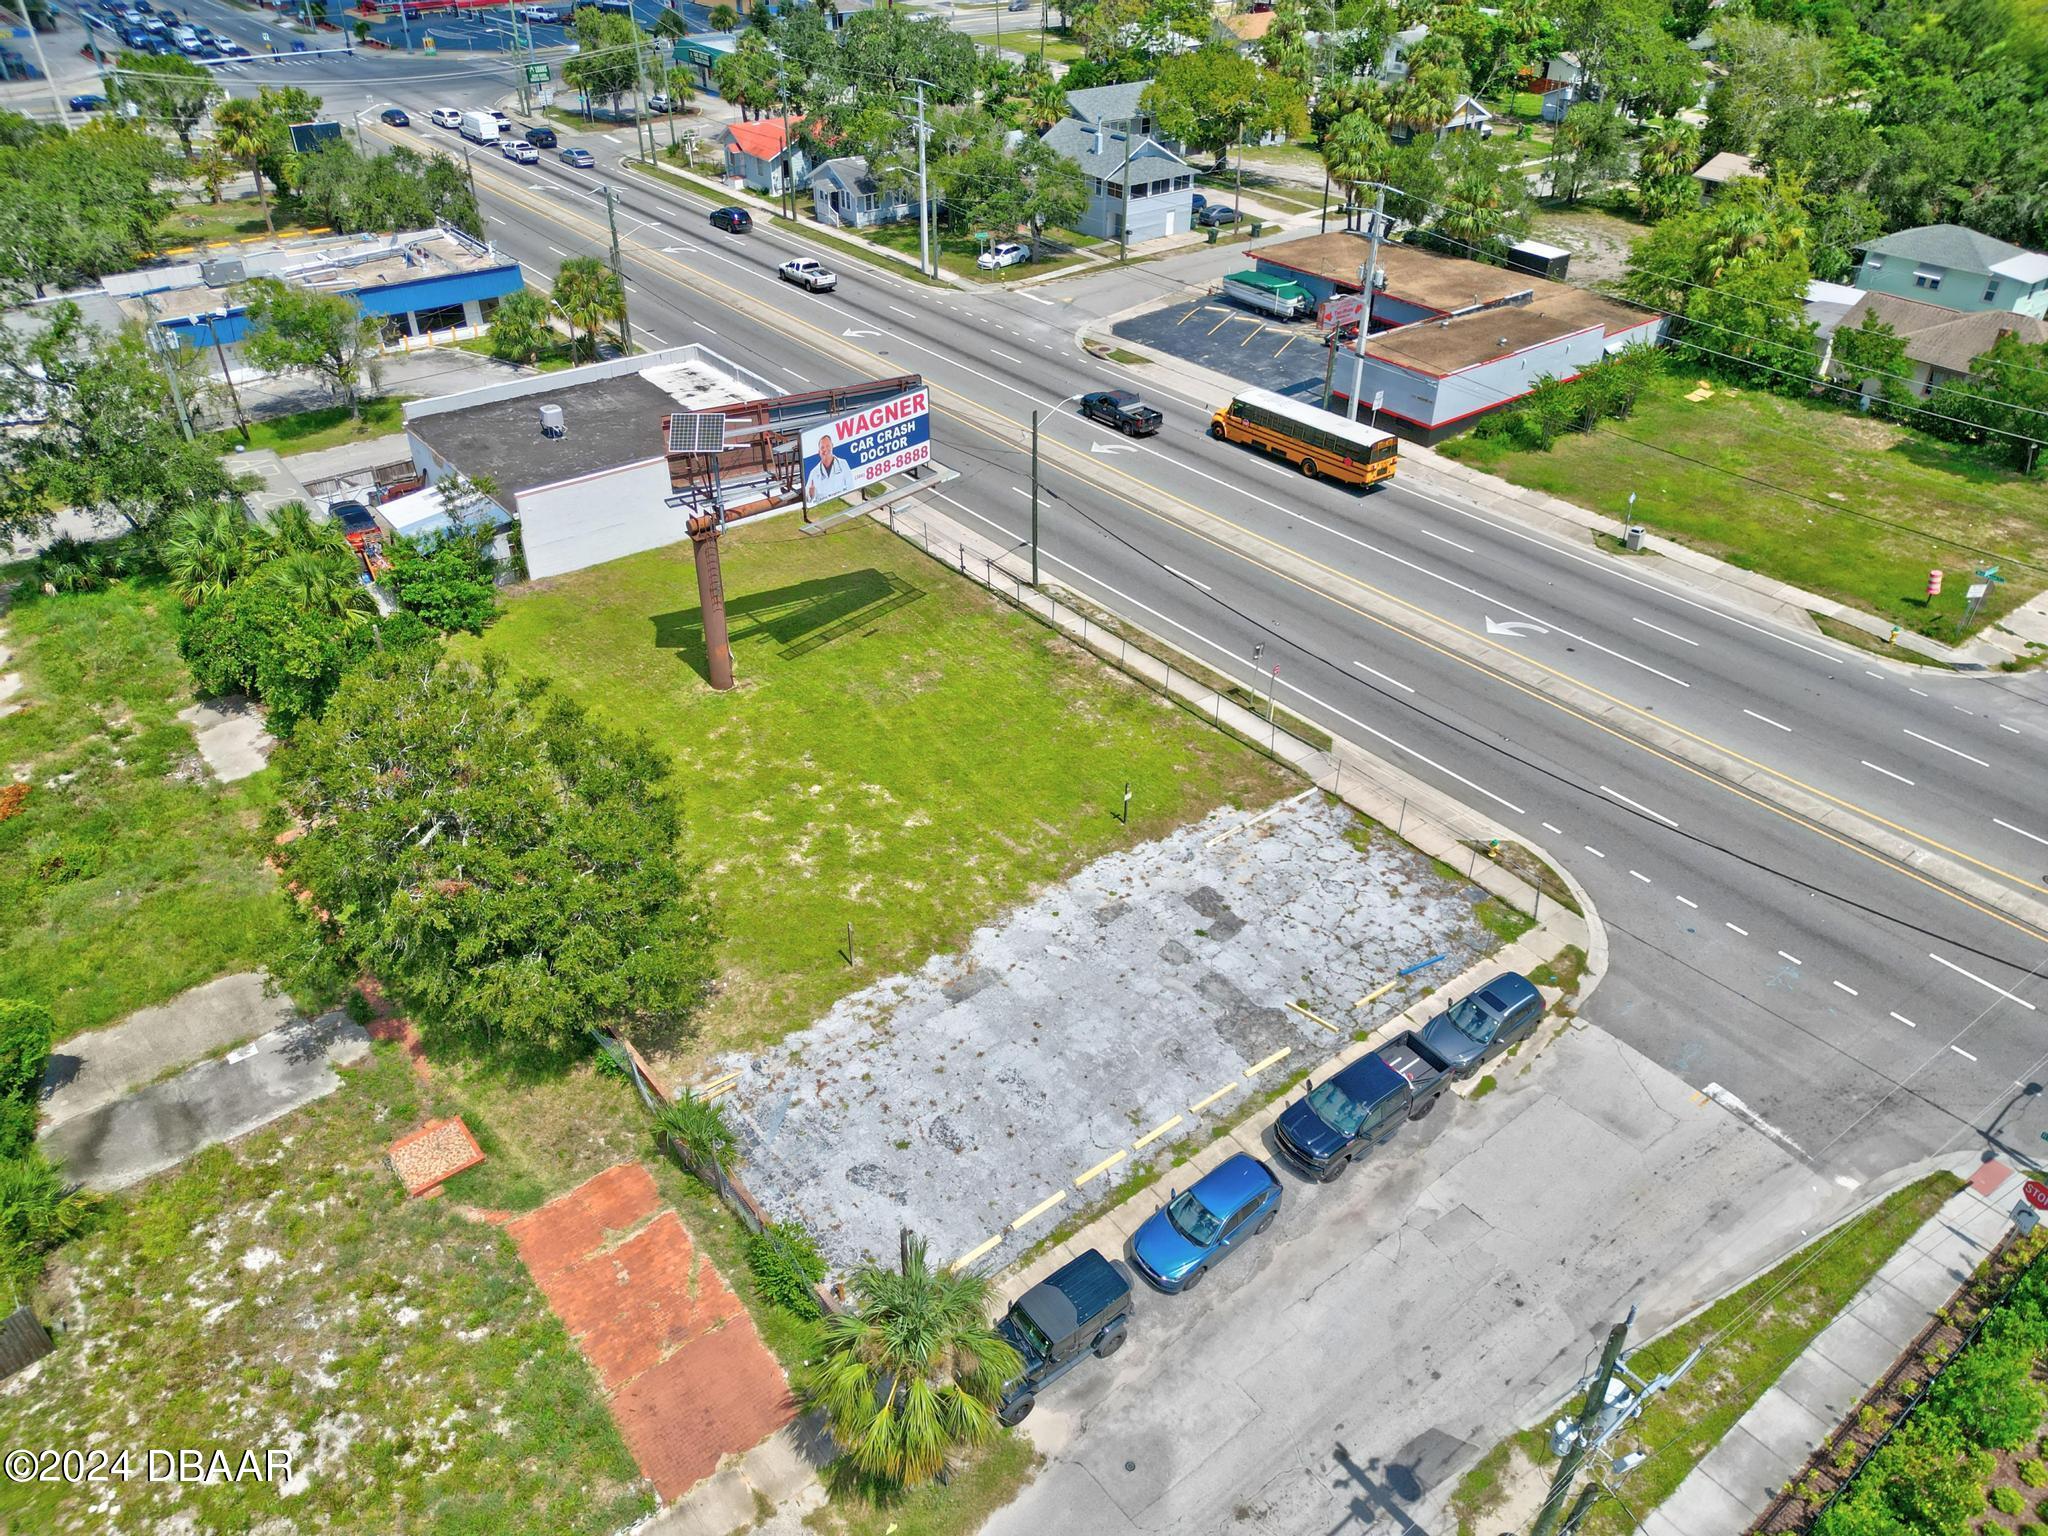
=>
[1127,1153,1281,1293]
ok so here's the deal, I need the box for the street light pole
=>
[1030,407,1040,587]
[604,183,634,351]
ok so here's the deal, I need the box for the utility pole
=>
[604,183,634,352]
[139,293,194,443]
[1347,184,1385,423]
[22,12,64,124]
[1029,407,1040,587]
[210,313,249,441]
[913,80,933,278]
[1530,1308,1633,1536]
[776,66,795,220]
[513,10,534,116]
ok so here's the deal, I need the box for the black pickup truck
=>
[1079,389,1164,437]
[1272,1031,1454,1182]
[995,1248,1134,1425]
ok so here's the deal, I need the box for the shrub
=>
[653,1093,737,1169]
[1994,1487,2028,1516]
[0,1151,97,1285]
[0,1001,53,1159]
[381,528,499,635]
[744,1222,826,1318]
[2022,1461,2048,1489]
[179,581,360,732]
[1929,1335,2046,1451]
[32,533,136,594]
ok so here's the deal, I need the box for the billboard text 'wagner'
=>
[800,387,931,508]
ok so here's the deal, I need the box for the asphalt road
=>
[372,123,2048,1195]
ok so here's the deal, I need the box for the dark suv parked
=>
[995,1249,1133,1425]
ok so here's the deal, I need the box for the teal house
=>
[1851,224,2048,318]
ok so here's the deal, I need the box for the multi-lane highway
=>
[351,115,2048,1192]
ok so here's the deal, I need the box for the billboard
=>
[288,121,343,156]
[799,386,931,508]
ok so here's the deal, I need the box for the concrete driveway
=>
[41,1011,370,1190]
[983,1025,1862,1536]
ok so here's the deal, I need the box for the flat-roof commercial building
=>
[404,348,777,581]
[109,225,526,352]
[1253,230,1664,441]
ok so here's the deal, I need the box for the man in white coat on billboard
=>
[804,431,855,505]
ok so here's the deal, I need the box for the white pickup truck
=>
[778,258,838,293]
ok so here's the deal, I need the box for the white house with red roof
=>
[719,115,810,196]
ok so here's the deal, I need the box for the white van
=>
[459,109,498,145]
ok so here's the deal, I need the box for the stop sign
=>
[2024,1179,2048,1211]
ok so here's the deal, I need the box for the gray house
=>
[1040,81,1197,244]
[810,157,915,230]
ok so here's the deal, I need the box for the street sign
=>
[526,61,551,83]
[1319,293,1365,331]
[2023,1179,2048,1210]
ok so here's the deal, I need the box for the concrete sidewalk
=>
[1641,1159,2023,1536]
[41,1009,370,1190]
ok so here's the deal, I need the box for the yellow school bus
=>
[1208,386,1399,488]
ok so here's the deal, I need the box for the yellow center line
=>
[1189,1083,1238,1115]
[1009,1190,1067,1231]
[1074,1151,1127,1187]
[443,146,2048,946]
[1245,1047,1292,1077]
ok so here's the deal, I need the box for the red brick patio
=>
[506,1163,796,1501]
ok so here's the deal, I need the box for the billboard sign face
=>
[799,386,931,507]
[288,121,344,157]
[1319,293,1365,331]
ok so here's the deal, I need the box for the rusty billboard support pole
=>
[691,527,734,692]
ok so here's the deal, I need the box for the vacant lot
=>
[0,1046,651,1536]
[723,794,1504,1274]
[463,516,1296,1066]
[1438,367,2046,636]
[0,579,286,1039]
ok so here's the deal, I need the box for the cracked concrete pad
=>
[177,694,274,782]
[719,796,1501,1274]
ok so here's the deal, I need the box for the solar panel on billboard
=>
[666,412,727,454]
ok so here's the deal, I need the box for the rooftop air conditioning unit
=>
[538,403,566,438]
[201,257,246,288]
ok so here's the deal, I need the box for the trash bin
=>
[1624,524,1645,551]
[1206,226,1219,245]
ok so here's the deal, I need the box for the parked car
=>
[710,205,751,233]
[1273,1032,1456,1183]
[328,500,379,549]
[522,124,557,148]
[1079,389,1162,437]
[502,139,538,164]
[1196,202,1241,227]
[430,106,463,129]
[559,146,595,167]
[977,240,1029,270]
[68,93,106,111]
[81,11,111,30]
[1413,971,1544,1078]
[995,1249,1132,1426]
[778,257,837,292]
[380,107,410,127]
[1127,1153,1282,1293]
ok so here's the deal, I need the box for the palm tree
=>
[164,503,258,607]
[1322,111,1393,226]
[191,137,236,206]
[708,2,739,29]
[212,98,278,238]
[805,1233,1020,1492]
[1436,158,1522,251]
[551,256,626,362]
[261,549,374,622]
[1392,64,1462,141]
[262,499,354,562]
[1635,120,1701,221]
[1025,73,1067,133]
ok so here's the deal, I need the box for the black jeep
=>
[995,1249,1134,1425]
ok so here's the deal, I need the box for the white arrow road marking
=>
[1484,616,1551,637]
[1091,441,1138,455]
[842,328,883,338]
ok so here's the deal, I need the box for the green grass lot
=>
[1195,170,1324,217]
[207,395,413,458]
[1448,1170,1964,1536]
[1437,365,2048,637]
[0,580,287,1040]
[858,219,1096,284]
[460,516,1295,1067]
[976,28,1085,63]
[0,1045,652,1536]
[153,197,315,250]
